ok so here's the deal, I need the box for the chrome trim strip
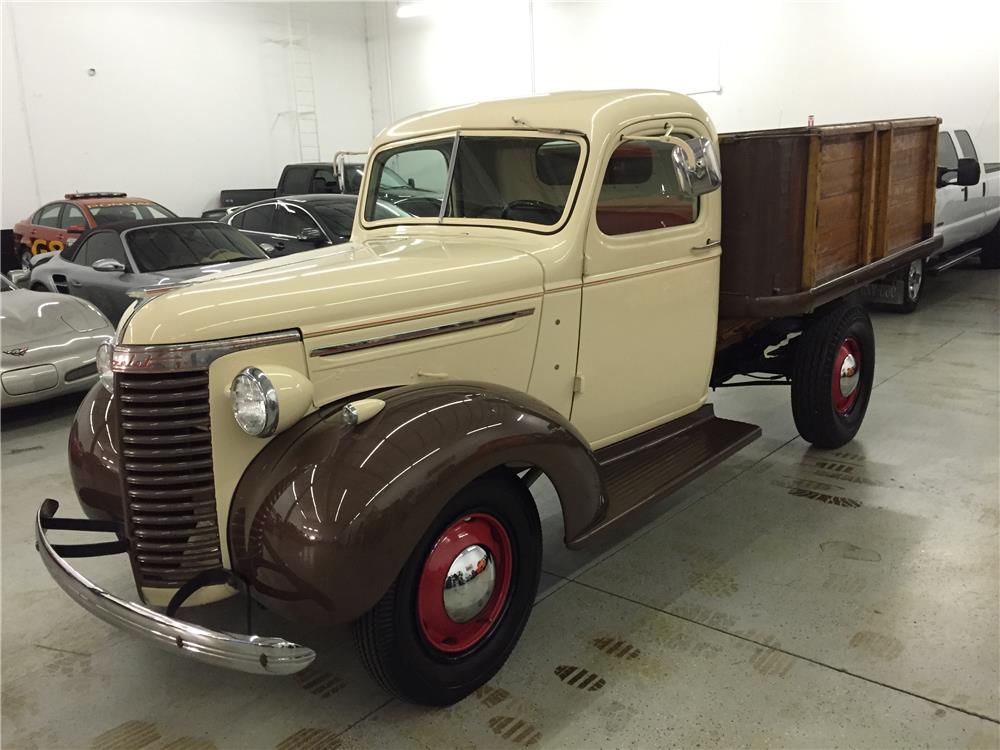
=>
[36,500,314,676]
[310,308,535,358]
[112,330,301,373]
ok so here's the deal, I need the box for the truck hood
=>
[119,235,544,345]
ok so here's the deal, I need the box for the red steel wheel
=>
[355,473,542,706]
[417,513,513,653]
[791,302,875,449]
[831,337,862,415]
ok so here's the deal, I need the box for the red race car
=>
[12,193,176,269]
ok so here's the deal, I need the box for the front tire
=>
[354,473,542,706]
[791,303,875,449]
[981,223,1000,269]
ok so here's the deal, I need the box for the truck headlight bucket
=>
[96,342,114,393]
[231,367,279,437]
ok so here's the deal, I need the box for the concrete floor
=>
[2,266,998,749]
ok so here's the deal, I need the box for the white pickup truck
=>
[870,128,1000,310]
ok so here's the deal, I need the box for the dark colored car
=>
[222,194,410,257]
[11,193,176,270]
[28,218,268,323]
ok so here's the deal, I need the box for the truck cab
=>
[934,128,1000,260]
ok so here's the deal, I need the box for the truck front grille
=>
[116,370,223,588]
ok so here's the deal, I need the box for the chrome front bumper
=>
[36,499,315,676]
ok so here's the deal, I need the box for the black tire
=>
[791,303,875,449]
[354,472,542,706]
[895,258,923,313]
[980,223,1000,269]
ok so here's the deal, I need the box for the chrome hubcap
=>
[442,544,496,623]
[907,259,923,300]
[839,353,859,398]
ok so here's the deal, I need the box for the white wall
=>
[367,0,998,159]
[4,1,998,228]
[1,1,373,226]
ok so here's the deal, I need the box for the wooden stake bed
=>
[716,117,941,322]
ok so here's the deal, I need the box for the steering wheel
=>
[500,199,561,222]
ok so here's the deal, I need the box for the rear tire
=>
[791,303,875,449]
[354,472,541,706]
[895,258,923,313]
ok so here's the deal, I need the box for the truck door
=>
[953,130,989,237]
[570,119,721,447]
[936,131,980,251]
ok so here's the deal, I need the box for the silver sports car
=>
[1,275,115,407]
[28,218,269,323]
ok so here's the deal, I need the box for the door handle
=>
[691,240,721,252]
[69,280,82,287]
[984,183,988,197]
[963,186,968,201]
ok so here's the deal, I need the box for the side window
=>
[61,205,86,229]
[76,232,127,266]
[274,204,318,236]
[233,205,276,233]
[37,204,63,228]
[596,140,697,236]
[954,130,979,163]
[938,133,959,170]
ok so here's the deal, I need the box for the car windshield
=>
[126,223,268,273]
[91,202,176,225]
[363,135,583,228]
[310,199,410,237]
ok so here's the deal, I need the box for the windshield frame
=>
[359,129,589,235]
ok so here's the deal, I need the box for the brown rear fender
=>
[228,382,606,625]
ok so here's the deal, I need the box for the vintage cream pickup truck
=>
[37,90,942,706]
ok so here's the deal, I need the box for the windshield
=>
[91,202,176,225]
[126,223,268,273]
[311,199,411,238]
[363,135,583,228]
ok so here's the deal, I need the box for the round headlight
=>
[96,342,114,393]
[230,367,278,437]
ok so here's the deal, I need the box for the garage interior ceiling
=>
[2,0,998,225]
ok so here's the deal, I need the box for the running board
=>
[929,245,982,274]
[568,405,761,548]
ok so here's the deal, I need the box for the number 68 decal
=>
[31,238,64,255]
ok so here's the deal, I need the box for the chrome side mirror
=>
[670,136,721,198]
[92,258,126,272]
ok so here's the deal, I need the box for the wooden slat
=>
[872,127,894,260]
[922,121,940,238]
[860,128,879,265]
[800,134,822,290]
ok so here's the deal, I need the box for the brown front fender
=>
[228,382,605,624]
[68,382,123,523]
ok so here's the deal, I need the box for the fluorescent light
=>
[396,1,434,18]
